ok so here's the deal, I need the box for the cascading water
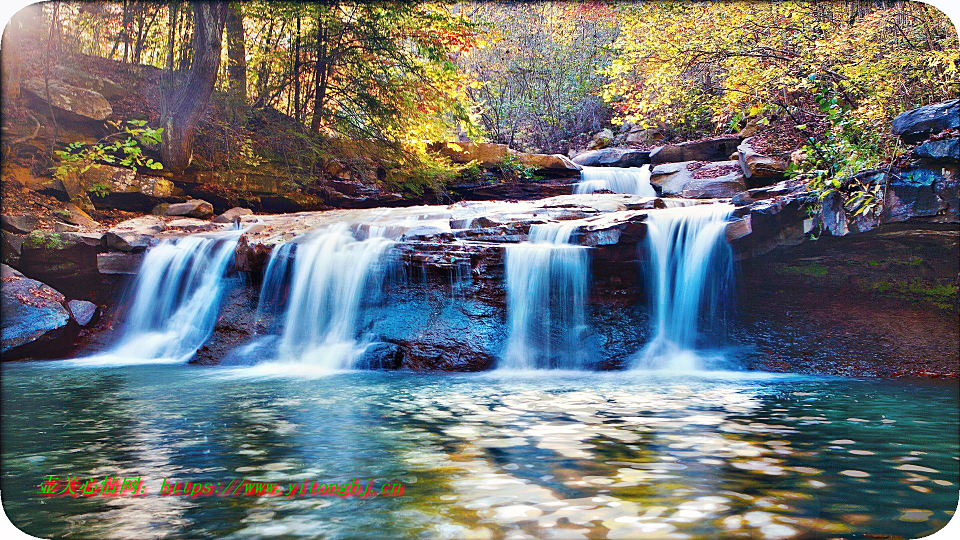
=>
[251,223,395,370]
[87,231,242,364]
[634,203,735,371]
[501,224,589,370]
[575,164,657,196]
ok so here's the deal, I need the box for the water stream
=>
[576,164,657,196]
[502,224,590,370]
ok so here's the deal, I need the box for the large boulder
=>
[892,100,960,143]
[572,148,650,167]
[165,199,214,219]
[913,138,959,162]
[96,252,144,275]
[51,65,127,101]
[882,168,952,223]
[21,78,112,121]
[1,215,38,234]
[18,231,101,288]
[516,153,582,172]
[651,160,746,197]
[649,136,742,164]
[1,264,73,357]
[430,142,510,166]
[83,166,177,212]
[737,137,788,186]
[102,216,165,251]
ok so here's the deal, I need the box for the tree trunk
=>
[293,13,301,122]
[160,1,227,173]
[166,1,178,71]
[311,19,328,132]
[225,4,247,120]
[1,11,23,103]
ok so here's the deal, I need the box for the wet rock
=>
[819,191,849,237]
[892,99,960,143]
[1,214,38,234]
[398,338,496,371]
[21,78,112,121]
[96,252,143,275]
[572,148,650,167]
[649,136,742,164]
[1,264,73,357]
[102,216,165,251]
[737,137,788,186]
[66,299,98,327]
[213,207,254,224]
[914,138,959,162]
[165,199,214,219]
[355,342,402,370]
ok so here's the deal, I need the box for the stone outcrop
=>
[1,215,38,235]
[737,137,788,186]
[17,231,101,289]
[21,78,112,121]
[102,216,166,251]
[650,160,746,197]
[213,207,254,223]
[1,264,73,357]
[165,199,215,219]
[649,136,742,164]
[96,252,144,275]
[914,138,959,161]
[572,148,650,167]
[83,166,177,212]
[892,99,959,143]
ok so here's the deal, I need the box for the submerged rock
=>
[1,264,73,357]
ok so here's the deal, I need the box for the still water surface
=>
[2,365,957,539]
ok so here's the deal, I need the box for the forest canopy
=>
[2,1,958,180]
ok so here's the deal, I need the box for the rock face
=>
[1,215,38,234]
[737,137,788,186]
[572,148,650,167]
[21,78,112,121]
[102,216,166,251]
[914,138,959,161]
[517,153,582,173]
[649,136,742,164]
[51,65,127,101]
[430,142,510,166]
[651,160,746,197]
[96,252,144,275]
[18,231,101,290]
[213,207,254,223]
[892,99,959,142]
[1,264,73,357]
[165,199,214,219]
[83,166,177,211]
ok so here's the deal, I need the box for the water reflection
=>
[2,366,957,539]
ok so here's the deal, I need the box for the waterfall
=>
[90,231,241,364]
[575,164,656,196]
[501,224,589,370]
[634,203,735,371]
[255,223,395,369]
